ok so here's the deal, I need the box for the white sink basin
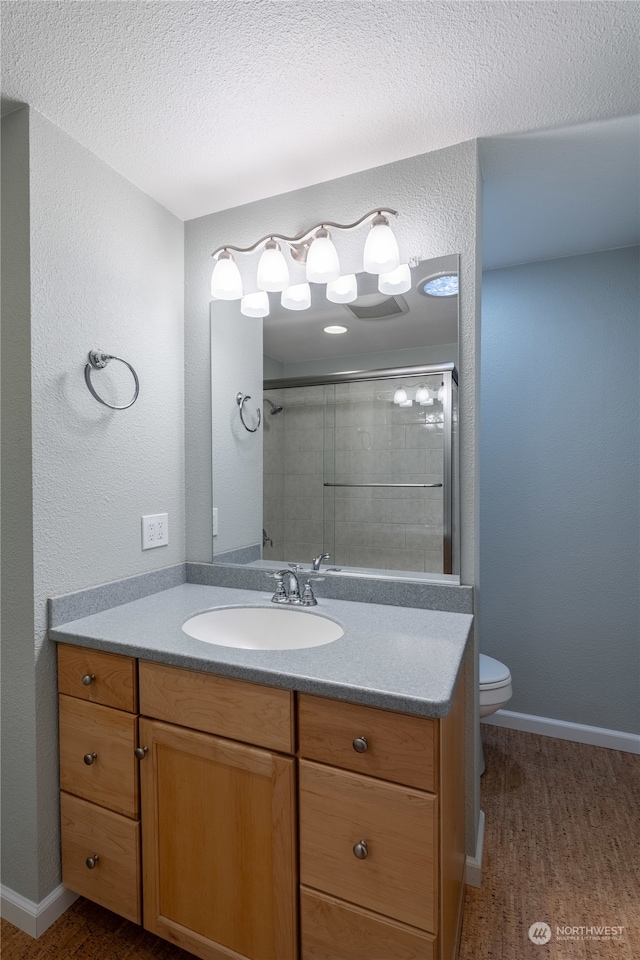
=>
[182,606,344,650]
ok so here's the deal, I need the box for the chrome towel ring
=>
[236,392,261,432]
[84,350,140,410]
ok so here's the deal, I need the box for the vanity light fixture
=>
[415,383,433,405]
[240,291,270,318]
[281,282,311,311]
[363,213,400,274]
[209,208,400,303]
[393,385,408,404]
[324,325,348,335]
[306,228,341,283]
[326,274,358,303]
[257,240,290,292]
[378,262,411,295]
[210,250,243,300]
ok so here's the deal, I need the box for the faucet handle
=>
[288,563,303,571]
[267,571,288,603]
[301,577,324,606]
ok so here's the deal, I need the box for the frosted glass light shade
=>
[211,254,243,300]
[437,384,446,403]
[415,383,430,404]
[378,263,411,295]
[393,385,408,404]
[306,231,340,283]
[257,242,290,292]
[363,218,400,274]
[281,282,311,311]
[326,274,357,303]
[240,291,269,318]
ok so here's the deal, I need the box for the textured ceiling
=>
[2,1,639,221]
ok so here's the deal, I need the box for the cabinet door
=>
[139,718,297,960]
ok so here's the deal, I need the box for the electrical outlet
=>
[212,508,219,537]
[142,513,169,549]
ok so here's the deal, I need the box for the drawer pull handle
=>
[85,855,100,869]
[352,736,368,753]
[81,674,96,686]
[83,752,97,765]
[135,746,148,760]
[353,840,369,860]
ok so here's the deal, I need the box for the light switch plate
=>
[142,513,169,549]
[212,508,219,537]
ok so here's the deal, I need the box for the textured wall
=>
[1,108,39,902]
[481,247,640,734]
[185,140,482,854]
[2,109,185,902]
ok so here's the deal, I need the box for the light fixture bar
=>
[209,208,398,260]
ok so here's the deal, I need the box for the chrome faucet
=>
[268,568,324,606]
[311,552,331,571]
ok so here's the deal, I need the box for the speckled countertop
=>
[50,583,473,717]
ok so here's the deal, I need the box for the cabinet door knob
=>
[85,855,100,869]
[352,736,368,753]
[81,674,96,686]
[134,746,148,760]
[83,752,97,765]
[353,840,368,860]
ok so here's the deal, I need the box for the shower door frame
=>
[264,362,458,576]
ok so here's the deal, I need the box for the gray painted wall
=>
[1,109,185,901]
[184,140,482,854]
[210,304,263,554]
[1,107,39,902]
[481,246,640,734]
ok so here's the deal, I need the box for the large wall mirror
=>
[210,254,460,582]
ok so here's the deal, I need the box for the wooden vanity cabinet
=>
[57,644,141,924]
[298,680,466,960]
[58,645,465,960]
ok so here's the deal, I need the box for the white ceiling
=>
[2,1,639,222]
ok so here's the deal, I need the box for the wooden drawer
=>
[301,887,436,960]
[59,695,139,818]
[57,644,137,712]
[139,659,294,753]
[298,694,437,791]
[61,792,141,924]
[299,761,437,932]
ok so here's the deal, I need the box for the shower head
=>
[265,398,284,415]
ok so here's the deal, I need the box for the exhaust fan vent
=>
[344,294,409,321]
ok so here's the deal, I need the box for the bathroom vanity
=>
[52,582,472,960]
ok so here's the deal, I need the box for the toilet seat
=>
[480,654,510,687]
[479,654,512,717]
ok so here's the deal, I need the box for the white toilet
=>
[479,654,512,718]
[479,654,512,775]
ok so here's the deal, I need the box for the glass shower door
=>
[324,374,446,574]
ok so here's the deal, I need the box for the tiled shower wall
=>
[263,376,445,573]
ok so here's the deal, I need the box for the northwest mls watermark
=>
[529,921,626,944]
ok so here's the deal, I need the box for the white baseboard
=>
[465,809,485,887]
[1,883,78,938]
[482,709,640,754]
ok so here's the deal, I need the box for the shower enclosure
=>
[262,363,458,577]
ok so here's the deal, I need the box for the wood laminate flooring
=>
[2,726,638,959]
